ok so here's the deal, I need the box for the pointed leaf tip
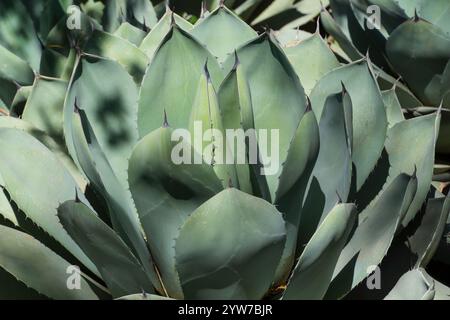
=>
[341,81,348,95]
[232,50,240,70]
[203,59,211,82]
[336,190,343,204]
[163,109,169,127]
[414,9,420,22]
[74,97,80,113]
[306,96,312,112]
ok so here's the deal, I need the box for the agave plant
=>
[0,1,448,300]
[320,0,450,185]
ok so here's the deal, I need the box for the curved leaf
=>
[175,188,286,300]
[138,24,222,138]
[284,33,340,95]
[386,19,450,106]
[0,128,97,275]
[385,268,434,300]
[310,59,387,190]
[0,225,99,300]
[223,33,307,201]
[326,173,418,299]
[58,200,154,298]
[191,6,257,64]
[284,203,357,300]
[140,11,193,59]
[128,126,223,299]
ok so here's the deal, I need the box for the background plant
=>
[0,0,448,300]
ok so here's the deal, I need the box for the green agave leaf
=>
[0,183,17,227]
[10,85,33,117]
[284,32,340,95]
[114,22,147,46]
[128,126,223,299]
[422,270,450,300]
[394,0,450,33]
[0,225,99,300]
[58,200,154,298]
[386,19,450,106]
[38,0,67,41]
[64,55,138,189]
[0,45,35,85]
[375,66,422,109]
[320,7,363,61]
[252,0,328,29]
[385,268,434,300]
[297,90,353,251]
[175,188,286,300]
[326,173,417,299]
[217,59,253,194]
[415,0,450,34]
[0,0,42,70]
[310,59,387,190]
[188,65,238,187]
[0,116,85,189]
[191,6,257,64]
[382,88,404,127]
[283,203,357,300]
[274,108,320,283]
[22,77,67,145]
[273,29,313,48]
[140,11,193,60]
[0,45,35,108]
[0,267,46,300]
[138,24,222,138]
[222,33,307,202]
[83,30,149,84]
[0,128,97,275]
[409,194,450,267]
[102,0,158,32]
[68,106,161,292]
[385,114,440,226]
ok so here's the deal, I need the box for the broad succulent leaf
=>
[284,32,340,95]
[298,91,352,249]
[0,225,99,300]
[283,203,357,300]
[64,56,139,188]
[0,45,35,107]
[223,32,307,201]
[22,77,67,145]
[138,24,222,138]
[310,59,387,190]
[0,0,42,70]
[69,107,160,292]
[326,173,418,299]
[140,11,193,59]
[274,108,320,282]
[83,30,149,84]
[114,22,147,46]
[385,268,435,300]
[217,58,253,194]
[386,18,450,106]
[128,126,223,299]
[0,128,98,275]
[191,6,258,64]
[385,114,440,226]
[58,200,154,298]
[381,88,404,127]
[175,188,286,300]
